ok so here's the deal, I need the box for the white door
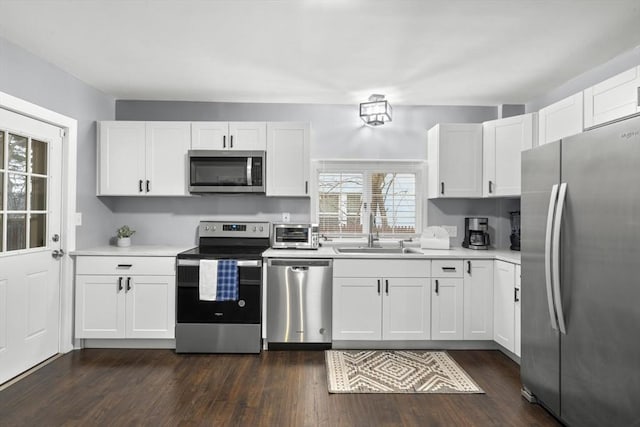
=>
[74,275,125,339]
[266,122,310,197]
[382,277,431,340]
[97,121,145,195]
[493,261,515,352]
[145,122,191,196]
[191,122,229,150]
[125,275,175,339]
[431,278,463,340]
[228,122,266,150]
[0,108,63,384]
[538,92,583,145]
[584,66,640,128]
[332,277,382,340]
[463,260,494,340]
[437,124,483,197]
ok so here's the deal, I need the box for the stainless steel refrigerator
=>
[521,114,640,426]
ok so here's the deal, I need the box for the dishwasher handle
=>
[267,259,333,268]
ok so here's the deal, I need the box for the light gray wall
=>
[0,36,116,249]
[526,46,640,113]
[115,101,510,247]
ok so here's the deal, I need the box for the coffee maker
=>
[462,217,490,250]
[509,211,521,251]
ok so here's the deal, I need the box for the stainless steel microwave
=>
[188,150,266,193]
[271,223,319,249]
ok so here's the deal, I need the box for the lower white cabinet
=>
[514,264,522,357]
[431,277,463,340]
[332,260,431,341]
[75,256,175,339]
[494,260,516,352]
[463,259,494,340]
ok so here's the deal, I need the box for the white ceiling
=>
[1,0,640,106]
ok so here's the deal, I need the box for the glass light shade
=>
[360,99,392,126]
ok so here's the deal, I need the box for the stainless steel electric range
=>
[175,220,270,353]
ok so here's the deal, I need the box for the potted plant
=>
[116,225,136,247]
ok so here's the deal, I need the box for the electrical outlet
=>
[282,212,290,223]
[442,225,457,237]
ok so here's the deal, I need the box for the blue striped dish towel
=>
[216,260,239,301]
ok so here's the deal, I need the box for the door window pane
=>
[0,131,4,168]
[0,214,3,252]
[7,173,26,210]
[30,176,47,211]
[0,172,3,210]
[7,213,26,251]
[8,133,27,172]
[30,139,47,175]
[29,214,46,248]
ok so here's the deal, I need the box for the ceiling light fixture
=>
[359,94,392,126]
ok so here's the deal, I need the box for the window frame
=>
[310,159,426,238]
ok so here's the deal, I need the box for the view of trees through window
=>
[318,170,416,235]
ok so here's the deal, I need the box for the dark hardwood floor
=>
[0,349,559,426]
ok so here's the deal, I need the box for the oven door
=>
[188,150,265,193]
[176,259,261,324]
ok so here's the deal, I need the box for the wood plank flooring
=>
[0,349,560,426]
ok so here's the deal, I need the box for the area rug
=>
[325,350,484,394]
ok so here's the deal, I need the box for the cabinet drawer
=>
[431,260,464,277]
[334,259,430,278]
[76,256,175,276]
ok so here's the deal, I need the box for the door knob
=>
[52,249,65,259]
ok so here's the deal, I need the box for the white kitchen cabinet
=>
[75,256,175,339]
[463,259,494,340]
[514,264,521,357]
[191,121,266,150]
[427,123,483,198]
[538,92,583,145]
[266,122,310,197]
[332,260,431,341]
[584,66,640,128]
[431,277,463,340]
[97,121,191,196]
[493,260,515,352]
[482,114,534,197]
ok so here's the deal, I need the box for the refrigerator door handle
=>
[552,182,568,334]
[545,184,560,330]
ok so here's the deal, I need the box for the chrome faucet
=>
[367,212,379,248]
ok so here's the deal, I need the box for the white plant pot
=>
[117,237,131,247]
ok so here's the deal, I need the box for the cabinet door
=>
[484,114,534,197]
[266,122,310,197]
[514,264,521,357]
[332,277,382,340]
[97,121,145,195]
[538,92,583,145]
[428,124,483,198]
[75,275,125,338]
[191,122,229,149]
[229,122,266,150]
[125,276,175,339]
[431,278,463,340]
[145,122,191,196]
[382,278,431,340]
[463,260,494,340]
[584,66,640,128]
[493,261,515,352]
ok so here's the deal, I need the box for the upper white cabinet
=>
[97,121,191,196]
[191,122,266,150]
[482,114,534,197]
[584,66,640,128]
[463,259,494,340]
[538,92,584,145]
[428,123,483,198]
[266,122,310,197]
[332,259,431,341]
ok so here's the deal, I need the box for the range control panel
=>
[199,221,270,238]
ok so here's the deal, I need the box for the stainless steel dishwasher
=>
[266,258,332,348]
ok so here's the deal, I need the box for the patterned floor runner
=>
[325,350,484,394]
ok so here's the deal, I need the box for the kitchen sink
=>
[334,247,423,255]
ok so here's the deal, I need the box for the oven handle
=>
[176,259,262,267]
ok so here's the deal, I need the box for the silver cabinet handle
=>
[552,182,568,334]
[545,184,559,330]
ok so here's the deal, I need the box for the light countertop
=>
[262,246,521,264]
[70,245,192,257]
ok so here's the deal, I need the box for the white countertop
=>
[70,245,192,257]
[262,246,521,264]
